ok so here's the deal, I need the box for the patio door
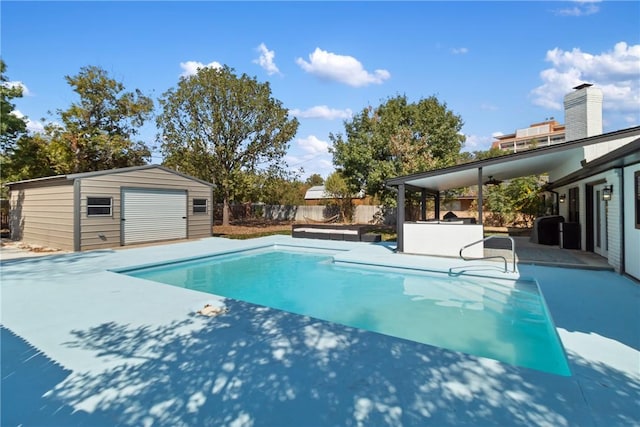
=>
[592,183,608,257]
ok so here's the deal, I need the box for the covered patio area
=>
[385,126,639,274]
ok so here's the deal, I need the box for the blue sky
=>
[2,1,639,179]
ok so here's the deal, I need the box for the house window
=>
[635,171,640,229]
[193,198,208,214]
[87,197,112,216]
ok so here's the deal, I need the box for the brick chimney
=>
[563,83,603,142]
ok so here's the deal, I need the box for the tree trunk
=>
[222,197,230,226]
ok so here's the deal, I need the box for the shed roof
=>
[5,165,214,188]
[304,185,366,200]
[304,186,329,200]
[386,126,640,192]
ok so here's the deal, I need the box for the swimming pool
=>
[122,247,570,376]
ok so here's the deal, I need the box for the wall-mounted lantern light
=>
[559,194,566,203]
[602,185,613,201]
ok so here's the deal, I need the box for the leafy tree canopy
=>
[330,94,465,206]
[0,60,27,153]
[324,171,355,222]
[157,65,299,225]
[305,173,324,187]
[50,65,154,173]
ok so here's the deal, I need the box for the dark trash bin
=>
[559,222,581,249]
[531,215,564,245]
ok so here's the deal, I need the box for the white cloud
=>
[289,105,353,120]
[462,134,493,152]
[530,41,640,125]
[2,80,31,96]
[451,47,469,55]
[296,47,390,87]
[285,134,334,176]
[12,109,46,133]
[480,103,498,111]
[253,43,280,76]
[554,0,601,17]
[179,60,222,77]
[298,135,330,155]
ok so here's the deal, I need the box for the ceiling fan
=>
[484,176,503,186]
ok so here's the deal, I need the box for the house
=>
[6,165,213,251]
[492,119,566,152]
[491,84,603,153]
[386,84,640,280]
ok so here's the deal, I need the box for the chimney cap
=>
[573,83,593,90]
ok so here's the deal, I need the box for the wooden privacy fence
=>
[213,203,397,225]
[0,199,9,230]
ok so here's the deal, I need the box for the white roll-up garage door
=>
[122,188,187,245]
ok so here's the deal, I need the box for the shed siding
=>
[79,168,212,251]
[9,181,75,251]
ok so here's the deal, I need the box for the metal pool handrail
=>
[459,235,517,273]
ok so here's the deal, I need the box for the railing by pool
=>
[459,235,517,273]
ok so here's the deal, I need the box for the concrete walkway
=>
[1,236,638,426]
[484,236,612,270]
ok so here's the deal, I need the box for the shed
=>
[7,165,214,251]
[304,185,367,205]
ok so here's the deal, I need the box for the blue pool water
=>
[124,248,570,376]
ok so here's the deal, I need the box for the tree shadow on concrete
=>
[5,299,637,426]
[1,326,115,426]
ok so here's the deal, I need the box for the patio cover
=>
[386,127,640,193]
[385,126,640,251]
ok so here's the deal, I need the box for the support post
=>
[477,167,483,225]
[397,183,405,252]
[434,192,440,221]
[421,189,427,221]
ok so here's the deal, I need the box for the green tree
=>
[0,60,27,153]
[330,94,464,206]
[305,173,324,187]
[157,65,299,225]
[505,175,545,226]
[1,133,55,183]
[324,171,354,222]
[50,65,153,173]
[484,183,512,226]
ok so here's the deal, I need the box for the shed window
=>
[193,198,208,214]
[87,197,112,216]
[636,171,640,229]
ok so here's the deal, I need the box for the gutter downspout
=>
[616,167,625,276]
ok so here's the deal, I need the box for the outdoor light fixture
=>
[602,185,613,201]
[559,194,566,203]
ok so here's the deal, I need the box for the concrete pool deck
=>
[1,236,638,426]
